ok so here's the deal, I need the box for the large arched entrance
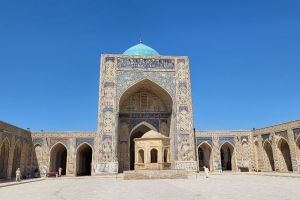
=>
[0,139,10,179]
[118,79,173,172]
[198,142,212,171]
[50,143,67,175]
[263,141,275,171]
[76,143,93,176]
[220,142,234,171]
[12,141,22,177]
[277,138,293,172]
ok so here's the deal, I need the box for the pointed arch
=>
[197,142,212,171]
[277,138,293,172]
[263,141,275,171]
[0,138,10,179]
[49,142,67,175]
[11,140,22,177]
[130,121,157,136]
[118,78,173,172]
[150,148,158,163]
[76,143,93,176]
[32,144,42,177]
[129,123,153,170]
[220,142,235,171]
[118,78,173,112]
[138,149,144,163]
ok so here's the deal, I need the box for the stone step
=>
[123,170,188,180]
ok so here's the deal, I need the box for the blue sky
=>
[0,0,299,131]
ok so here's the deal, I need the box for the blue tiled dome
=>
[123,42,159,56]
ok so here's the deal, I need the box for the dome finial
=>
[139,34,143,43]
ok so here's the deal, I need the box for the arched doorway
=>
[138,149,144,163]
[263,141,275,171]
[150,149,158,163]
[278,139,293,172]
[0,139,10,179]
[129,124,152,170]
[76,143,93,176]
[118,79,173,172]
[32,144,43,176]
[12,141,22,177]
[198,142,212,171]
[50,143,67,175]
[220,142,234,171]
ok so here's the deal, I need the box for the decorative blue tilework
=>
[103,108,114,112]
[15,135,24,143]
[116,71,176,101]
[33,138,43,146]
[76,138,94,148]
[293,128,300,140]
[104,82,115,88]
[261,134,270,142]
[179,105,188,113]
[105,57,115,62]
[219,136,235,146]
[196,137,212,146]
[124,119,159,132]
[275,130,288,140]
[117,58,174,69]
[240,135,249,142]
[178,82,187,89]
[119,113,170,119]
[119,112,170,132]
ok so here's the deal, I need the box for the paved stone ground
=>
[1,174,299,200]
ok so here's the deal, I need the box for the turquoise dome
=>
[123,42,159,56]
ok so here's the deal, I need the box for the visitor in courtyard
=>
[58,167,63,177]
[16,168,21,182]
[204,166,209,178]
[218,162,222,173]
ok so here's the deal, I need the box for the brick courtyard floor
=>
[1,174,299,200]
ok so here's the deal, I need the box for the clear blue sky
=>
[0,0,299,131]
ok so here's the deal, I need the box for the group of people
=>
[15,167,64,182]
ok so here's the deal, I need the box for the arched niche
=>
[12,141,22,177]
[49,143,67,175]
[76,143,93,176]
[263,141,275,171]
[277,138,293,172]
[198,142,212,171]
[150,148,158,163]
[32,144,43,177]
[220,142,235,171]
[138,149,144,163]
[0,139,10,179]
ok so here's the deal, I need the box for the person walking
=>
[58,167,63,177]
[204,166,209,178]
[16,168,21,182]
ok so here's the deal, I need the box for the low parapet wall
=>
[123,170,188,180]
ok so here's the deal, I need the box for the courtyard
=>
[1,174,299,200]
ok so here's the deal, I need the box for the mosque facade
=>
[0,42,300,179]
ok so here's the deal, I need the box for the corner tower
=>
[94,41,197,173]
